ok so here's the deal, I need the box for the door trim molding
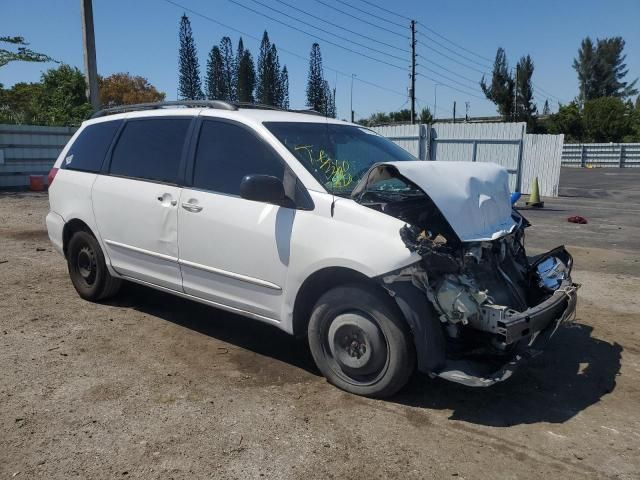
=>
[121,274,282,326]
[104,239,178,263]
[178,259,282,291]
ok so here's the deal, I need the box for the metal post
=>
[472,140,477,162]
[453,101,456,123]
[513,66,518,121]
[515,125,525,192]
[350,73,355,123]
[581,145,586,168]
[619,144,625,168]
[410,20,416,125]
[433,84,440,121]
[81,0,99,110]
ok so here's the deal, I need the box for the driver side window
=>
[193,120,285,195]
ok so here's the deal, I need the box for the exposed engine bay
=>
[352,162,580,387]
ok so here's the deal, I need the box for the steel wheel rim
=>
[76,245,97,286]
[323,310,390,386]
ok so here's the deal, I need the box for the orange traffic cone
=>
[526,177,544,208]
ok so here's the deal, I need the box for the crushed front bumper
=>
[434,279,579,387]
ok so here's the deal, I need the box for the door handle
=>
[182,202,203,213]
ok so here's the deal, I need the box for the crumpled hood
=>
[351,161,517,242]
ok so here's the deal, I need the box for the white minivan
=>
[46,101,578,397]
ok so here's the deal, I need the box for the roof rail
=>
[91,100,237,118]
[91,100,328,119]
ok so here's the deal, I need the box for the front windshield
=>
[264,122,415,195]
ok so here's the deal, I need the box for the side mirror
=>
[240,174,288,206]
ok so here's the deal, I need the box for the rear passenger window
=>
[193,120,284,195]
[62,120,122,173]
[109,118,191,184]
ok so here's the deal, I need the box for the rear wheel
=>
[67,230,121,301]
[308,284,415,398]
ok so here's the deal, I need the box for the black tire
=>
[67,230,121,301]
[308,283,415,398]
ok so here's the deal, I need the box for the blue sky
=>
[2,0,639,120]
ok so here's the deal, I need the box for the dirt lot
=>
[1,168,639,479]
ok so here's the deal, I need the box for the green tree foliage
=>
[419,106,434,124]
[582,97,632,142]
[306,43,326,112]
[0,36,56,67]
[515,55,537,127]
[205,45,224,100]
[280,66,290,109]
[573,37,638,102]
[220,36,235,101]
[358,109,413,126]
[542,99,551,116]
[480,48,514,119]
[546,102,583,142]
[0,65,91,125]
[0,81,43,124]
[178,14,203,100]
[236,38,256,103]
[38,65,92,125]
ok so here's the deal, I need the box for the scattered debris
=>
[568,216,588,224]
[0,260,8,264]
[36,247,46,252]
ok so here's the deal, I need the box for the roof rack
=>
[91,100,237,118]
[91,100,327,119]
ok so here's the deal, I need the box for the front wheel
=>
[308,284,415,398]
[67,230,121,301]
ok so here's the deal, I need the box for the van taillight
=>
[47,167,59,186]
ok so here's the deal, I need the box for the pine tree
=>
[573,37,638,102]
[236,42,256,103]
[280,66,290,109]
[220,36,235,101]
[480,48,514,119]
[270,44,282,107]
[256,31,273,105]
[178,14,203,100]
[323,81,336,118]
[542,99,551,115]
[306,43,326,112]
[515,54,537,126]
[234,38,244,100]
[205,45,224,100]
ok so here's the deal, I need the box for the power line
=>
[246,0,408,62]
[418,24,494,64]
[225,0,407,71]
[355,0,412,22]
[161,0,413,101]
[417,30,491,70]
[416,72,488,101]
[329,0,408,30]
[416,54,481,87]
[312,0,408,39]
[273,0,409,53]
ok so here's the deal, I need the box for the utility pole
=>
[81,0,99,110]
[453,101,456,123]
[465,101,470,121]
[433,83,440,121]
[410,20,416,124]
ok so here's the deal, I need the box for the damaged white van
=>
[46,101,578,397]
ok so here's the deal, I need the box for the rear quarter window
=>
[109,118,191,184]
[61,120,122,173]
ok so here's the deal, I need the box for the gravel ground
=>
[1,187,639,479]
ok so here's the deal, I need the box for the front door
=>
[178,119,295,321]
[92,117,192,291]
